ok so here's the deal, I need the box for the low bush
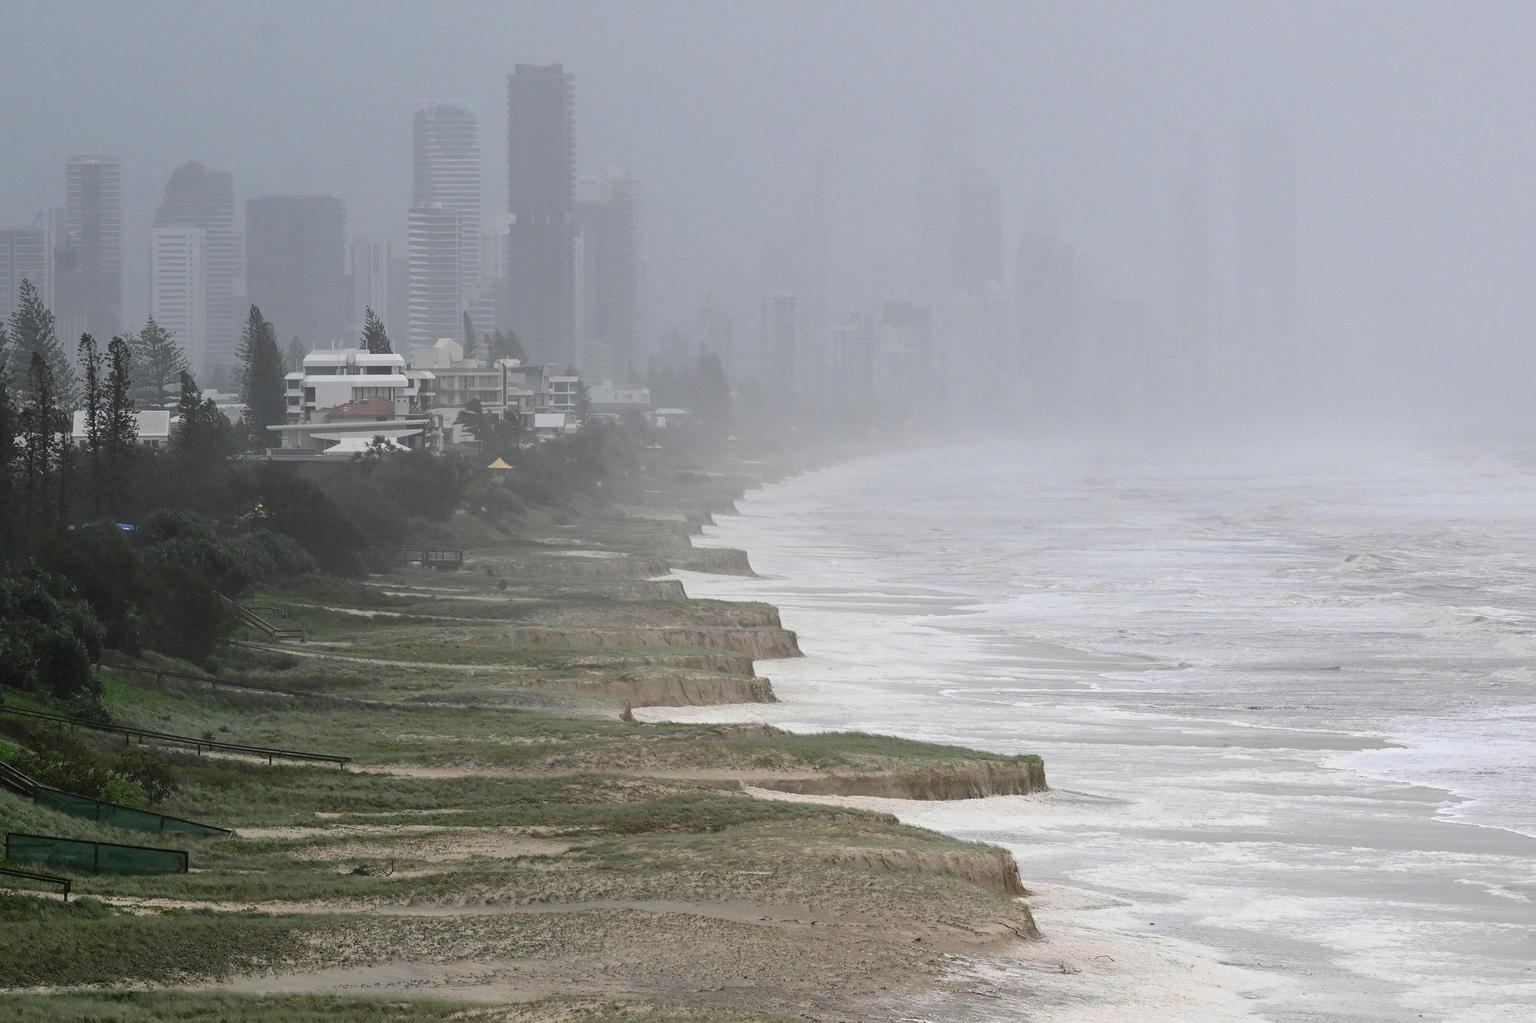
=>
[4,721,180,805]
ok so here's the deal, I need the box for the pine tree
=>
[21,353,63,525]
[361,307,392,354]
[128,317,188,406]
[237,305,287,446]
[0,365,16,558]
[488,330,525,363]
[463,312,476,359]
[287,335,306,373]
[173,370,236,490]
[8,279,75,405]
[103,336,137,516]
[77,334,105,515]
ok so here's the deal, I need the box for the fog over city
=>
[6,1,1536,435]
[9,6,1536,1021]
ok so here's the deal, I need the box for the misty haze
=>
[0,3,1533,1021]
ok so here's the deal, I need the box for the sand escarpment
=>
[553,673,778,708]
[674,547,756,576]
[756,759,1046,801]
[827,844,1034,902]
[505,623,800,659]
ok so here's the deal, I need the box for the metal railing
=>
[0,706,350,766]
[0,759,37,798]
[222,596,306,642]
[2,757,229,836]
[399,548,465,570]
[102,660,312,700]
[0,865,71,901]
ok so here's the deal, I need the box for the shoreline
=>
[0,440,1055,1023]
[638,452,1284,1021]
[649,442,1536,1021]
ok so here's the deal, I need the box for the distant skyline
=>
[8,2,1536,426]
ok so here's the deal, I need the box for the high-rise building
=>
[246,195,347,349]
[0,225,52,321]
[831,313,878,399]
[154,161,241,373]
[955,165,1003,297]
[697,297,735,372]
[349,239,394,335]
[1015,223,1079,416]
[411,102,483,338]
[575,174,641,378]
[57,155,122,341]
[878,300,933,407]
[504,63,575,364]
[387,252,410,348]
[760,293,799,396]
[408,205,462,344]
[149,225,206,369]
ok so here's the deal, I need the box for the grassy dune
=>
[0,463,1043,1021]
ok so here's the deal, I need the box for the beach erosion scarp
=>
[0,449,1048,1023]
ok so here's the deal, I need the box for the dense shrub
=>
[37,526,144,652]
[225,528,318,578]
[235,466,368,576]
[0,568,104,703]
[4,722,179,805]
[136,510,252,595]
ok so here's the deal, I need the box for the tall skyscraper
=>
[149,225,206,370]
[57,155,122,340]
[955,165,1003,297]
[504,63,575,364]
[760,293,799,396]
[246,195,347,348]
[697,297,735,372]
[575,174,641,378]
[410,102,483,341]
[0,224,51,321]
[154,161,240,373]
[349,239,395,334]
[387,252,410,347]
[408,205,462,344]
[1015,220,1079,416]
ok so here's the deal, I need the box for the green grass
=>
[0,894,333,987]
[0,992,471,1023]
[0,992,802,1022]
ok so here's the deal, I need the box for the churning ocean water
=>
[643,442,1536,1022]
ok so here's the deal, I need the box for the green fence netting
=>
[5,832,189,875]
[32,787,228,836]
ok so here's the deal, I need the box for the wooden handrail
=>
[102,660,312,700]
[0,706,350,766]
[0,865,70,901]
[221,596,306,642]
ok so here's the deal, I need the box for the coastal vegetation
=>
[0,292,1044,1021]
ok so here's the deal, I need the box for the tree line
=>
[0,279,643,710]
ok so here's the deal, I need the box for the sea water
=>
[641,442,1536,1022]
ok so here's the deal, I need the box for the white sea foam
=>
[647,444,1536,1020]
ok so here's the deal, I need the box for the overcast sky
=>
[7,1,1536,428]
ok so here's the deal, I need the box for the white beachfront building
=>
[267,348,438,456]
